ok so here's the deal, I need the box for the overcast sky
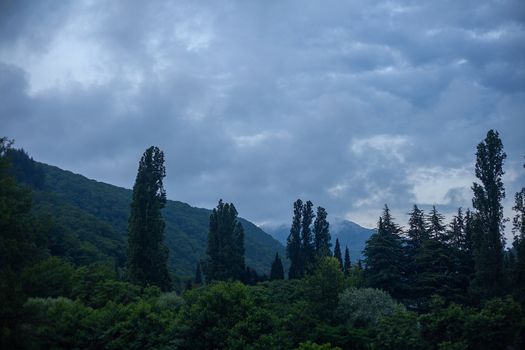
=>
[1,0,524,234]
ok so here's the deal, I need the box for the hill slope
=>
[10,151,284,276]
[262,218,374,262]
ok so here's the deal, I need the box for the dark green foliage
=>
[314,206,331,257]
[302,200,316,274]
[5,148,44,189]
[333,238,343,270]
[205,200,245,282]
[127,146,171,291]
[343,246,351,276]
[363,205,405,298]
[407,205,428,249]
[270,252,285,280]
[287,199,304,279]
[376,309,423,350]
[512,162,525,305]
[471,129,506,298]
[194,262,202,285]
[428,205,446,240]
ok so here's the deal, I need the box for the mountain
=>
[261,218,375,262]
[8,149,285,277]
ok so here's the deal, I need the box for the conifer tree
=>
[287,199,303,279]
[195,262,202,285]
[270,252,285,280]
[333,238,343,270]
[407,205,428,249]
[363,205,405,298]
[447,208,465,250]
[471,129,506,297]
[344,246,351,276]
[511,161,525,303]
[302,200,316,274]
[313,206,331,257]
[127,146,171,291]
[204,200,245,282]
[428,205,446,241]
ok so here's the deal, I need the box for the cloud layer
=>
[1,0,524,234]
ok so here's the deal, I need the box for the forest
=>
[1,129,524,350]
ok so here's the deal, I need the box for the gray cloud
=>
[1,0,524,235]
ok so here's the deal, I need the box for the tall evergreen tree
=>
[333,238,343,270]
[287,199,303,279]
[343,246,351,276]
[195,262,202,285]
[428,205,446,241]
[363,205,405,298]
[301,200,316,274]
[127,146,171,291]
[270,252,285,280]
[471,129,506,297]
[313,206,331,257]
[511,161,525,304]
[204,200,245,282]
[406,205,428,248]
[447,208,465,250]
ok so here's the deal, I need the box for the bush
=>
[336,288,399,327]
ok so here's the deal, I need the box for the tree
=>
[313,206,331,257]
[363,205,405,298]
[427,206,446,241]
[127,146,171,291]
[406,205,428,250]
[471,129,506,297]
[343,246,351,276]
[287,199,303,279]
[270,252,284,280]
[204,200,245,282]
[333,238,343,270]
[195,262,202,285]
[302,200,316,274]
[511,160,525,304]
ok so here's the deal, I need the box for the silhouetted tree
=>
[204,200,245,282]
[313,206,331,257]
[301,200,316,274]
[344,246,351,276]
[471,130,506,298]
[333,238,343,270]
[287,199,303,279]
[270,252,284,280]
[127,146,171,291]
[195,262,202,285]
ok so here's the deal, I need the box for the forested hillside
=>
[10,152,284,276]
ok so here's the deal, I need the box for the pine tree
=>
[195,262,202,285]
[447,208,465,250]
[344,246,351,276]
[471,129,506,298]
[363,205,405,298]
[407,205,428,249]
[428,205,446,241]
[204,200,245,282]
[313,206,331,257]
[127,146,171,291]
[333,238,343,270]
[287,199,303,279]
[270,252,285,280]
[302,200,316,274]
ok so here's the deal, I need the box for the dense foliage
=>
[1,130,525,349]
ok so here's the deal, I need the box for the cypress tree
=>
[313,206,331,257]
[363,205,405,298]
[195,262,202,285]
[333,238,343,270]
[127,146,171,291]
[287,199,303,279]
[471,129,506,297]
[204,200,245,282]
[270,252,285,280]
[302,200,316,274]
[343,246,351,276]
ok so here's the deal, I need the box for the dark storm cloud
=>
[1,0,524,232]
